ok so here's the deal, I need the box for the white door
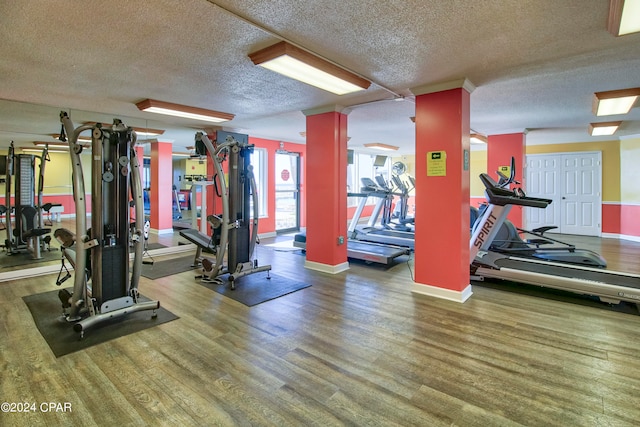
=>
[560,154,601,236]
[525,155,561,230]
[524,152,601,236]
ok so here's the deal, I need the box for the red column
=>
[303,107,349,273]
[487,133,526,228]
[411,80,474,302]
[150,140,173,233]
[134,145,144,222]
[206,131,218,235]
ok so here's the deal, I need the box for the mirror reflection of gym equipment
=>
[2,141,54,259]
[171,148,211,231]
[55,111,159,338]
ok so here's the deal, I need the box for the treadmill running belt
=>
[495,257,640,289]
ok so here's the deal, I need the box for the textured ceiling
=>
[0,0,639,154]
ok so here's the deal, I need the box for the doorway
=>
[274,152,300,233]
[524,152,602,236]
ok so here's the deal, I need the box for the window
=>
[250,148,267,217]
[142,158,151,189]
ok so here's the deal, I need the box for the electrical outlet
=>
[337,236,345,245]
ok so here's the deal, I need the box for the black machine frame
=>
[179,131,271,290]
[57,111,159,338]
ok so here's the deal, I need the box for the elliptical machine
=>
[196,131,271,290]
[57,111,159,338]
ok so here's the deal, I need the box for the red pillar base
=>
[411,80,474,302]
[303,107,349,273]
[411,283,473,303]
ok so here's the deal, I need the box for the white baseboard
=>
[151,228,175,235]
[304,260,350,274]
[602,232,640,243]
[258,231,277,239]
[411,282,473,303]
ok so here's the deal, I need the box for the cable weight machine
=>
[57,111,159,338]
[196,131,271,290]
[3,141,53,258]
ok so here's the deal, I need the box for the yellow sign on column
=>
[427,151,447,176]
[498,165,511,179]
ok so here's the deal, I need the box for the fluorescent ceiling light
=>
[470,133,488,144]
[249,41,371,95]
[172,152,192,158]
[608,0,640,36]
[592,88,640,116]
[136,99,234,123]
[589,121,622,136]
[364,142,398,151]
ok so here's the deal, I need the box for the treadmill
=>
[471,172,640,305]
[348,178,415,249]
[293,231,409,265]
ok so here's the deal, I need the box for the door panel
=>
[525,152,601,236]
[525,155,561,230]
[560,153,601,235]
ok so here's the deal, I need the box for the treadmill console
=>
[479,173,551,209]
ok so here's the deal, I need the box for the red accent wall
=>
[620,204,640,236]
[0,194,80,217]
[414,87,470,292]
[205,132,218,235]
[347,204,376,221]
[305,111,348,266]
[150,142,173,230]
[487,133,525,228]
[602,203,621,234]
[470,196,485,208]
[602,203,640,236]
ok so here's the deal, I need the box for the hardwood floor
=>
[1,236,640,426]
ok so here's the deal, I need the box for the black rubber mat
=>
[23,289,178,357]
[199,273,310,306]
